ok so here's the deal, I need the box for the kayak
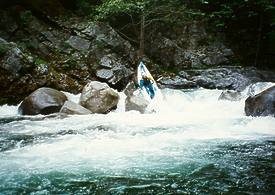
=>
[137,61,159,101]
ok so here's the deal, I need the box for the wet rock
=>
[79,81,119,113]
[123,81,138,97]
[125,94,149,114]
[218,90,243,101]
[245,86,275,117]
[18,87,68,115]
[59,100,91,115]
[159,76,197,89]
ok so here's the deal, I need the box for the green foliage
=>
[0,44,9,56]
[20,10,34,26]
[34,58,46,65]
[94,0,145,21]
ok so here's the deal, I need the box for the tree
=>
[94,0,188,60]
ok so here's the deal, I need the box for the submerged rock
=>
[245,86,275,117]
[218,90,243,101]
[59,100,91,115]
[18,87,67,115]
[79,81,119,113]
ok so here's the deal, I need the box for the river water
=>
[0,83,274,194]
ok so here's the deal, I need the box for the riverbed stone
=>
[59,100,91,115]
[18,87,68,115]
[125,94,149,114]
[218,90,243,101]
[245,86,275,117]
[79,81,119,113]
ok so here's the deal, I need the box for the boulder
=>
[218,90,243,101]
[123,81,138,97]
[245,86,275,117]
[159,76,197,89]
[95,53,133,90]
[18,87,67,115]
[59,100,91,115]
[125,94,149,114]
[79,81,119,113]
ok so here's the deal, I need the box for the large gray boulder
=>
[18,87,68,115]
[60,100,92,115]
[79,81,120,113]
[125,94,149,114]
[245,86,275,117]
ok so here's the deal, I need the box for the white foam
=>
[0,82,274,173]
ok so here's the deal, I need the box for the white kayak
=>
[137,61,160,101]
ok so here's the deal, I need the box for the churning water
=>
[0,83,274,194]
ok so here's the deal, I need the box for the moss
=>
[0,44,9,56]
[34,58,46,65]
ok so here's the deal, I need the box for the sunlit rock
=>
[60,100,91,115]
[18,87,67,115]
[79,81,119,114]
[125,94,149,114]
[245,86,275,117]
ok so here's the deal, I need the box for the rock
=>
[99,55,115,68]
[0,41,22,74]
[188,68,250,91]
[218,90,243,101]
[245,86,275,117]
[59,100,91,115]
[66,36,91,52]
[108,65,133,90]
[202,54,228,66]
[96,69,114,80]
[79,81,119,113]
[159,76,197,89]
[96,54,133,91]
[125,94,149,114]
[18,87,68,115]
[123,81,138,97]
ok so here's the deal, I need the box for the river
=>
[0,82,274,194]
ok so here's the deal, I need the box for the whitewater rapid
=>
[0,82,274,194]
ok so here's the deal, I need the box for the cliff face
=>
[0,2,137,104]
[0,0,273,105]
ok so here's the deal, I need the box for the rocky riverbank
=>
[0,1,274,107]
